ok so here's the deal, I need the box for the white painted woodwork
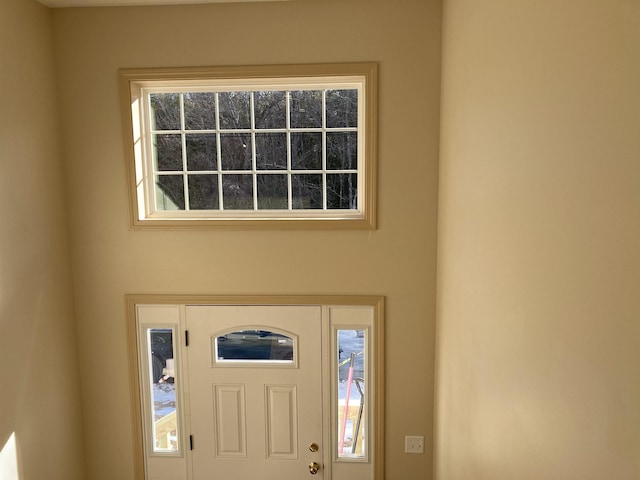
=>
[213,385,246,456]
[185,305,323,479]
[266,385,298,458]
[136,305,188,480]
[38,0,290,8]
[328,305,375,480]
[132,299,380,480]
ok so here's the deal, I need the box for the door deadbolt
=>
[308,443,319,452]
[309,462,321,474]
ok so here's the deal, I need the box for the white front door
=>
[185,305,324,479]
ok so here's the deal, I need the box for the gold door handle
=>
[309,462,321,475]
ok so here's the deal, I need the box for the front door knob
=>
[309,461,321,475]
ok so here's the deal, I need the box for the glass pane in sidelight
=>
[337,329,366,459]
[147,328,179,453]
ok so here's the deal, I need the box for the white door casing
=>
[129,296,382,480]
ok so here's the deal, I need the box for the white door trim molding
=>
[125,294,385,480]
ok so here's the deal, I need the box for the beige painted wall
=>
[0,1,86,479]
[51,1,441,478]
[437,0,640,479]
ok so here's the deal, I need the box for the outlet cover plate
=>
[405,435,424,454]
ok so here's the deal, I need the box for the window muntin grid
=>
[141,83,362,218]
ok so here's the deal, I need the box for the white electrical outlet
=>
[405,435,425,454]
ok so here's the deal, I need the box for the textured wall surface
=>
[52,1,442,478]
[437,1,640,479]
[0,1,85,479]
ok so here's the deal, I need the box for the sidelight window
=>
[142,326,182,455]
[336,329,367,459]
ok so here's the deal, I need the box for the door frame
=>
[126,294,385,480]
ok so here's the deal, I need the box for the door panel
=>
[185,305,324,479]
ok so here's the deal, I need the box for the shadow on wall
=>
[0,433,21,480]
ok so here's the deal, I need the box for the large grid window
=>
[120,64,377,229]
[150,89,357,212]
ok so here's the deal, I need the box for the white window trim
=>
[119,63,378,229]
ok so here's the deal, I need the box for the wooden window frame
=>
[119,63,378,230]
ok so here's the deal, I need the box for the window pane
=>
[184,92,216,130]
[290,90,322,128]
[222,174,253,209]
[131,65,374,224]
[148,328,179,453]
[188,174,219,210]
[337,329,366,458]
[220,133,252,171]
[218,91,251,129]
[214,329,294,362]
[291,132,322,170]
[254,91,286,129]
[292,174,322,209]
[154,134,182,171]
[327,132,357,170]
[255,133,287,170]
[155,175,185,210]
[327,173,357,209]
[257,174,287,210]
[150,93,180,130]
[326,89,358,128]
[186,134,217,171]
